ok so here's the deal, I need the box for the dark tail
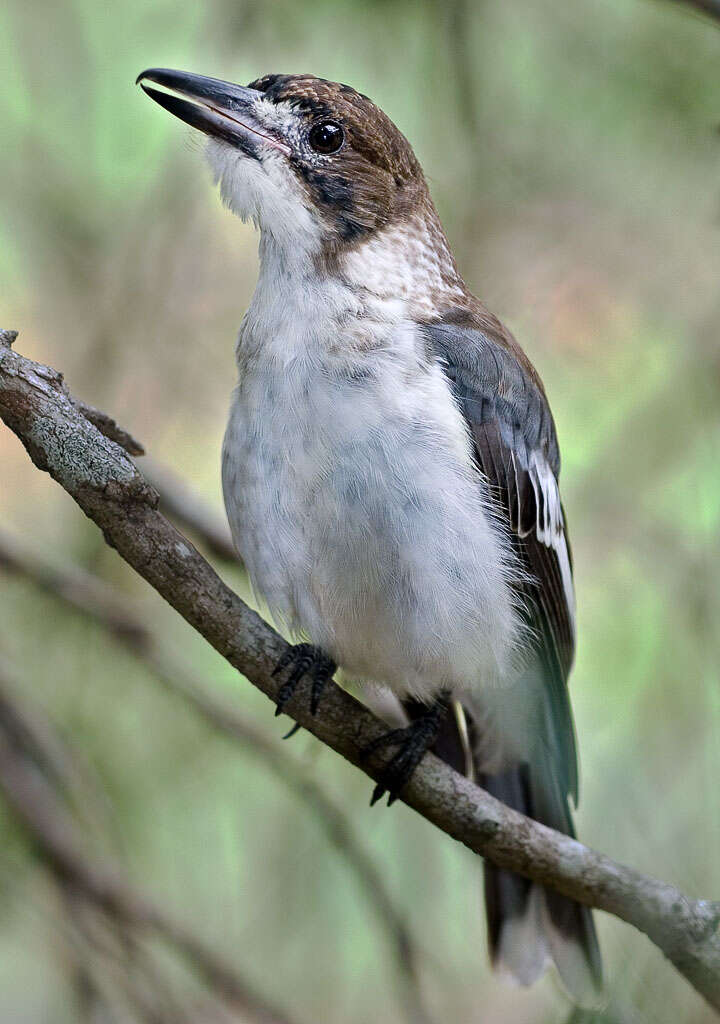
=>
[404,693,603,1005]
[481,763,602,1004]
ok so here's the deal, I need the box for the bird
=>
[137,66,603,1003]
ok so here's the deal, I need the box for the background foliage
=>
[2,1,720,1021]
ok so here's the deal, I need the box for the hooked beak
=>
[136,68,290,156]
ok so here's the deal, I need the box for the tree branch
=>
[2,329,719,1012]
[0,527,433,1024]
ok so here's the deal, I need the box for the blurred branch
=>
[141,458,237,563]
[0,528,148,645]
[0,665,296,1024]
[75,400,145,457]
[61,879,239,1024]
[61,890,202,1024]
[0,529,433,1024]
[0,677,225,1024]
[444,0,481,136]
[0,654,113,840]
[663,0,720,23]
[2,329,720,1012]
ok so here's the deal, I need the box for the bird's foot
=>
[362,701,447,807]
[272,643,336,723]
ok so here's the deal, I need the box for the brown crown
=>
[248,74,422,187]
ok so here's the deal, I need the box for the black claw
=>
[361,727,408,758]
[282,722,302,740]
[371,785,391,807]
[310,661,333,715]
[271,649,293,677]
[271,643,336,721]
[361,701,447,806]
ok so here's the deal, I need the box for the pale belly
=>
[222,354,521,701]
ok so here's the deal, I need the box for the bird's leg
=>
[362,695,449,807]
[272,643,336,724]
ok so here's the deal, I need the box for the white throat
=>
[206,139,322,261]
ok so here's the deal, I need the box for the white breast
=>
[222,262,523,702]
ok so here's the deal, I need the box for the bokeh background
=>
[2,1,720,1022]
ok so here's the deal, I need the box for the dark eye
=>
[308,120,344,154]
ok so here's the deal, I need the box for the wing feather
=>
[425,316,579,803]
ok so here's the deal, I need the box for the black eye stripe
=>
[308,120,344,155]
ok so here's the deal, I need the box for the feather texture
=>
[424,317,579,799]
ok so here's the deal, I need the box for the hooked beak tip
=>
[135,68,290,157]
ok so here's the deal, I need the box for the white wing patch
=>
[511,445,575,638]
[530,450,576,637]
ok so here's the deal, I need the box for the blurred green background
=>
[2,0,720,1022]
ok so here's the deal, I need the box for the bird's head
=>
[137,68,433,262]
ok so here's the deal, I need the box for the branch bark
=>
[2,329,719,1012]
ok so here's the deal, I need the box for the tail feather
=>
[401,689,602,1005]
[481,764,603,1005]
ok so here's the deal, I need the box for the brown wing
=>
[424,315,579,803]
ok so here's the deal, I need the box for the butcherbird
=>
[137,67,602,1002]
